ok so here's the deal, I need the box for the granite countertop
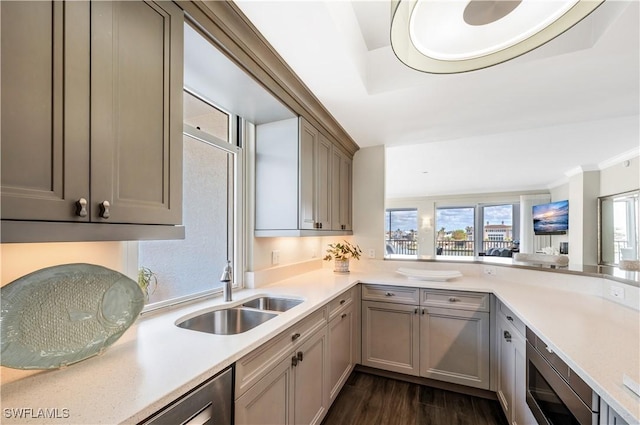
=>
[1,268,638,424]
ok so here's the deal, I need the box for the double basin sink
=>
[176,296,303,335]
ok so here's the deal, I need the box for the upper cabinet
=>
[255,117,352,237]
[0,1,183,241]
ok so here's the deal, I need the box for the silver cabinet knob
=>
[99,201,110,219]
[75,198,88,217]
[545,346,554,354]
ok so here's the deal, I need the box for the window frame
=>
[136,90,244,314]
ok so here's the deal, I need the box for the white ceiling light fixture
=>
[390,0,605,73]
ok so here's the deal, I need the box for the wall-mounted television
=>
[532,200,569,235]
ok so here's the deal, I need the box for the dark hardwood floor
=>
[322,372,509,425]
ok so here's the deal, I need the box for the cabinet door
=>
[1,1,90,221]
[420,307,490,389]
[91,1,183,225]
[316,134,332,230]
[497,315,516,423]
[331,148,352,231]
[362,301,420,376]
[328,303,354,403]
[293,327,328,425]
[236,356,294,425]
[299,118,317,230]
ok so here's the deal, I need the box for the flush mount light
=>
[390,0,605,74]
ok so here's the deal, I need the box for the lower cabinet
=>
[361,285,491,390]
[235,286,357,425]
[328,302,355,402]
[420,306,490,389]
[361,300,420,376]
[600,398,630,425]
[496,301,536,425]
[236,327,328,425]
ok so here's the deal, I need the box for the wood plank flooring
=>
[322,372,509,425]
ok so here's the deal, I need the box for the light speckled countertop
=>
[1,268,639,424]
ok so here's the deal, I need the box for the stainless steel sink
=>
[176,308,277,335]
[241,297,303,312]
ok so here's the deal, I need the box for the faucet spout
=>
[220,261,233,302]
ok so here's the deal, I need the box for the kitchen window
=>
[138,90,242,309]
[385,208,418,256]
[436,203,520,256]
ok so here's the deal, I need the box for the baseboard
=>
[354,364,498,401]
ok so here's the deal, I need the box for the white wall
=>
[351,146,386,267]
[600,154,639,196]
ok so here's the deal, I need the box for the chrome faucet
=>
[220,260,233,302]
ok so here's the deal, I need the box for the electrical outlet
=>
[483,266,497,276]
[271,250,280,265]
[610,285,625,299]
[368,249,376,259]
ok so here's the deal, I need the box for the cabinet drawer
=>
[362,284,419,305]
[420,289,489,312]
[235,307,327,398]
[497,299,526,336]
[328,287,355,320]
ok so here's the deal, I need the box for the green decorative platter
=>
[1,263,144,370]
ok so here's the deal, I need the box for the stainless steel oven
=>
[526,328,599,425]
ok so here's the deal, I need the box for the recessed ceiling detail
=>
[390,0,605,73]
[463,0,523,26]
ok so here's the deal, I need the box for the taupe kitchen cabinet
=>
[327,288,358,403]
[1,0,182,226]
[361,285,421,376]
[255,117,352,236]
[331,148,352,231]
[495,300,536,425]
[419,289,491,390]
[599,398,630,425]
[361,285,492,389]
[235,309,329,425]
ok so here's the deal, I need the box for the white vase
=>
[334,259,350,273]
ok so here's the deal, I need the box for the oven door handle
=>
[526,342,595,425]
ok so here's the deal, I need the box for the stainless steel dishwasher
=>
[140,365,233,425]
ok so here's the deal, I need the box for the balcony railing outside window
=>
[435,240,515,256]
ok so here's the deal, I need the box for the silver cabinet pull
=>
[99,201,110,219]
[385,292,395,297]
[545,346,554,354]
[75,198,88,217]
[504,331,512,342]
[291,332,301,342]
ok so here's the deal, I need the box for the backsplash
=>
[1,242,135,286]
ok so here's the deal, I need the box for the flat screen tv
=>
[532,200,569,235]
